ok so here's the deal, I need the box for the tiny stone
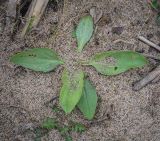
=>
[112,26,124,35]
[147,34,154,40]
[94,38,100,45]
[113,7,118,13]
[135,48,145,53]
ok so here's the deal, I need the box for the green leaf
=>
[60,69,84,113]
[10,48,64,72]
[59,126,72,141]
[59,126,70,135]
[76,15,94,52]
[87,51,148,76]
[78,79,97,120]
[71,122,86,133]
[150,0,160,10]
[64,136,72,141]
[41,117,58,130]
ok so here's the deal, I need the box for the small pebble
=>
[147,34,153,40]
[112,26,124,35]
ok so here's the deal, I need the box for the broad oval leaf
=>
[10,48,64,72]
[60,69,84,114]
[150,0,160,10]
[88,51,148,76]
[78,79,97,120]
[76,15,94,52]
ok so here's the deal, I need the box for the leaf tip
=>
[77,47,83,53]
[10,55,17,64]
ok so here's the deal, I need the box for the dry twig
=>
[152,75,160,83]
[21,0,49,37]
[6,0,18,25]
[138,36,160,52]
[133,36,160,91]
[133,66,160,91]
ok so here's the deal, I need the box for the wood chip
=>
[133,66,160,91]
[138,36,160,52]
[132,35,160,91]
[21,0,49,37]
[6,0,17,24]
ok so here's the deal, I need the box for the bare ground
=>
[0,0,160,141]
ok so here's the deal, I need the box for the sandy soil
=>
[0,0,160,141]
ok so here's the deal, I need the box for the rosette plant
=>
[10,15,148,120]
